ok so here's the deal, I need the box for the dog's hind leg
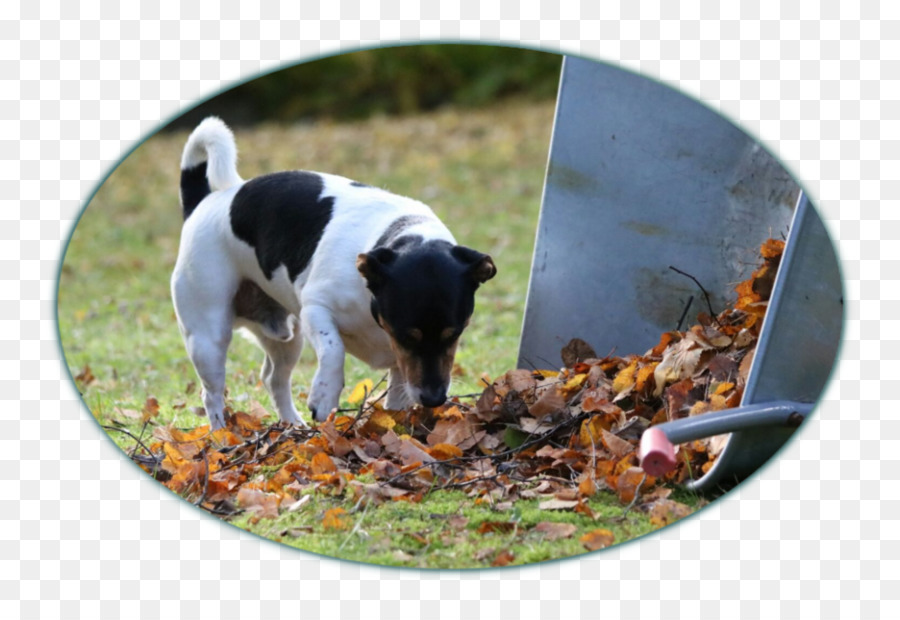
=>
[180,317,233,431]
[172,273,236,431]
[256,332,306,427]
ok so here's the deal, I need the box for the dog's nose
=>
[420,387,447,408]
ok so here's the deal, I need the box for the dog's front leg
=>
[301,304,345,422]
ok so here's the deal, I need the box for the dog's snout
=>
[419,387,447,408]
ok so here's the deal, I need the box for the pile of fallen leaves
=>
[109,239,784,535]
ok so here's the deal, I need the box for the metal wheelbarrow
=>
[517,57,842,492]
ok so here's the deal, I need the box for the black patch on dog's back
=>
[375,214,433,249]
[180,162,210,220]
[230,171,334,281]
[350,180,370,188]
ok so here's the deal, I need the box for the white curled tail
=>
[180,116,243,218]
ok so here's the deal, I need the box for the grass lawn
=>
[58,100,700,567]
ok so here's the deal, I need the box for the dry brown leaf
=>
[528,385,565,418]
[236,488,281,522]
[477,521,516,534]
[649,499,693,527]
[539,499,578,511]
[491,550,516,567]
[600,429,634,458]
[534,521,577,541]
[561,338,597,367]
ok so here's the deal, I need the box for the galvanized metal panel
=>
[518,57,800,369]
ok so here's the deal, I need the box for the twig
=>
[130,418,151,459]
[194,449,211,507]
[668,266,720,324]
[102,425,156,458]
[340,373,389,438]
[614,473,648,522]
[675,295,694,331]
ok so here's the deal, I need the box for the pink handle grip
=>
[640,427,677,477]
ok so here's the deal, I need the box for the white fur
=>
[180,117,244,191]
[171,120,455,429]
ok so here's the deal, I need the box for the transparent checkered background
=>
[0,1,893,618]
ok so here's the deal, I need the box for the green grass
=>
[233,485,659,569]
[58,101,698,565]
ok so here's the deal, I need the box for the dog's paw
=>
[308,373,342,422]
[307,391,339,422]
[279,409,309,428]
[208,409,227,431]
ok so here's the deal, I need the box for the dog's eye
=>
[407,328,423,343]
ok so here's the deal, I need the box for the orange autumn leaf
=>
[581,528,615,551]
[427,443,463,460]
[578,475,596,497]
[322,507,349,530]
[311,452,337,475]
[434,405,465,421]
[230,410,264,433]
[759,238,785,259]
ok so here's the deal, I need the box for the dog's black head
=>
[357,240,496,408]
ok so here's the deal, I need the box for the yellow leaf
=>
[612,360,638,393]
[562,373,588,393]
[712,381,735,395]
[635,362,658,393]
[579,415,610,447]
[347,379,374,405]
[365,410,396,432]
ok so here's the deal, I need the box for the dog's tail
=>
[179,116,243,220]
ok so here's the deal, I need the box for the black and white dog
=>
[172,117,496,430]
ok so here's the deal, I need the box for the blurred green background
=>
[164,43,561,129]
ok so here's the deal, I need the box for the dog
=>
[171,117,496,430]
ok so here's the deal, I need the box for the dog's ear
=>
[452,245,497,284]
[357,247,397,291]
